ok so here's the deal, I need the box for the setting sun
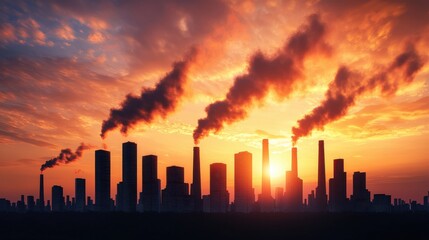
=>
[269,163,283,179]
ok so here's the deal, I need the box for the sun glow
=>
[269,164,283,179]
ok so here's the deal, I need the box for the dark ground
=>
[0,212,428,239]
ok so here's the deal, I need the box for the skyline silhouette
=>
[1,139,428,214]
[1,0,429,219]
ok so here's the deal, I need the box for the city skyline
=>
[1,0,429,206]
[1,137,428,205]
[1,139,428,213]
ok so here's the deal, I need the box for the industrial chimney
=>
[39,174,45,211]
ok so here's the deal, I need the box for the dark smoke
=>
[193,14,327,144]
[101,48,198,138]
[291,45,424,145]
[40,143,94,172]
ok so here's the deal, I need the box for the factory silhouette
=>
[1,140,428,213]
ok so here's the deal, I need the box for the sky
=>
[1,0,429,203]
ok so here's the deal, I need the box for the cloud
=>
[55,23,75,41]
[48,0,232,73]
[0,127,56,148]
[255,130,286,139]
[88,31,105,43]
[0,56,126,145]
[0,23,17,44]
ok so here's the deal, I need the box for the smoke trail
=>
[40,143,94,172]
[291,45,424,145]
[100,48,198,138]
[193,14,327,144]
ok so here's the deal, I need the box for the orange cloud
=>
[88,31,105,43]
[0,23,17,43]
[56,23,75,41]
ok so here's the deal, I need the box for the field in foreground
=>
[0,212,428,239]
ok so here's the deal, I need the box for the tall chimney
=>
[291,147,298,175]
[316,140,327,210]
[39,174,45,211]
[262,139,271,197]
[191,146,202,209]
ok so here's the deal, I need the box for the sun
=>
[269,164,283,179]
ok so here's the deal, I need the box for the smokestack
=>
[39,174,45,211]
[261,139,271,197]
[191,146,202,211]
[292,147,298,175]
[316,140,327,211]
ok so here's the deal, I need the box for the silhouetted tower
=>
[191,146,202,211]
[141,155,161,212]
[424,192,428,209]
[116,182,124,211]
[75,178,86,212]
[38,174,45,212]
[210,163,229,212]
[328,159,347,211]
[351,171,371,211]
[234,151,254,212]
[260,139,274,211]
[315,140,327,211]
[162,166,190,212]
[95,149,111,211]
[122,141,137,212]
[261,139,271,197]
[52,185,64,212]
[285,147,303,210]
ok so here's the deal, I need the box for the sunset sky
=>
[1,0,428,203]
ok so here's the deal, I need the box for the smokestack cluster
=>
[40,143,94,172]
[193,14,327,144]
[100,48,198,138]
[291,45,424,145]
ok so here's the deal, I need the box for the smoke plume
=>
[40,143,94,172]
[193,14,327,144]
[291,45,424,145]
[101,48,198,138]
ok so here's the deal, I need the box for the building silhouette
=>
[17,195,26,212]
[37,174,45,212]
[285,147,303,211]
[209,163,229,213]
[140,155,161,212]
[95,149,111,211]
[351,171,371,211]
[315,140,328,211]
[162,166,190,212]
[275,187,284,211]
[372,194,392,212]
[328,159,347,211]
[122,141,137,212]
[116,182,124,211]
[51,185,64,212]
[424,192,429,210]
[75,178,86,212]
[234,151,254,212]
[27,196,35,212]
[260,139,274,211]
[191,146,202,212]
